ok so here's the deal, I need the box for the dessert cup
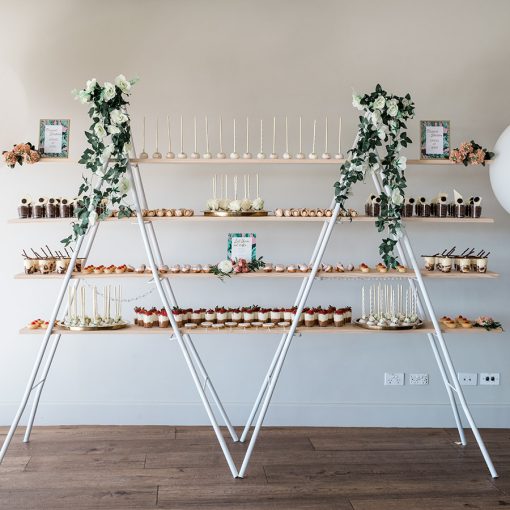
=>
[476,258,488,273]
[24,259,38,274]
[55,258,70,274]
[74,258,85,273]
[423,256,436,271]
[38,259,52,274]
[18,205,31,219]
[459,257,471,273]
[437,256,452,273]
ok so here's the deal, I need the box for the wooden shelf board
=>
[8,215,495,224]
[18,321,500,336]
[14,270,499,281]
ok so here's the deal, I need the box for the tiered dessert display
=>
[1,80,501,482]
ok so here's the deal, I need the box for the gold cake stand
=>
[354,318,424,331]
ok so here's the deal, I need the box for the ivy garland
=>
[334,84,415,268]
[62,75,138,246]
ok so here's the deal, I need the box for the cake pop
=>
[256,119,266,159]
[269,116,278,159]
[230,118,239,159]
[177,115,187,159]
[203,116,212,159]
[321,117,331,159]
[335,116,344,159]
[190,116,200,159]
[139,116,148,159]
[295,116,305,159]
[216,116,226,159]
[242,117,252,159]
[282,116,291,159]
[165,115,175,159]
[308,119,318,159]
[152,118,162,159]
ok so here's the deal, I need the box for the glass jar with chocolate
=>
[59,198,73,218]
[38,259,53,274]
[45,198,59,218]
[55,258,70,274]
[422,255,436,271]
[459,257,471,273]
[437,256,453,273]
[454,201,465,218]
[403,198,415,217]
[32,203,45,219]
[23,259,38,274]
[18,197,32,218]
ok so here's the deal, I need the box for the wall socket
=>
[479,373,500,386]
[409,373,429,385]
[384,372,404,386]
[458,373,477,386]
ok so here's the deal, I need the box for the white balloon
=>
[490,125,510,214]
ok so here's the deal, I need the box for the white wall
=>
[0,0,509,427]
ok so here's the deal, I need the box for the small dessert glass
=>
[476,258,488,273]
[438,256,452,273]
[423,256,436,271]
[38,259,52,274]
[55,258,70,274]
[459,257,471,273]
[74,258,85,272]
[24,259,38,274]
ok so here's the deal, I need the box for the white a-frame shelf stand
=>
[0,142,498,480]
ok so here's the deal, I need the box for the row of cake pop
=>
[207,174,264,212]
[138,116,345,160]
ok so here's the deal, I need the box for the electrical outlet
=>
[479,373,500,386]
[458,372,477,386]
[384,372,404,386]
[409,373,429,385]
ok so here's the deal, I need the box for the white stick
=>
[205,116,209,153]
[167,115,172,152]
[156,117,159,151]
[256,173,259,197]
[312,120,316,153]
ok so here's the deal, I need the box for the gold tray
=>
[354,318,424,331]
[61,323,128,331]
[203,210,268,217]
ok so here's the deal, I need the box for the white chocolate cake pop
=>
[282,116,291,159]
[269,116,278,158]
[203,116,212,159]
[165,115,175,159]
[321,117,331,159]
[230,118,239,159]
[295,116,305,159]
[152,118,162,159]
[308,119,318,159]
[257,119,266,159]
[139,116,148,159]
[177,115,187,159]
[190,116,200,158]
[242,117,252,159]
[335,116,344,159]
[216,116,226,159]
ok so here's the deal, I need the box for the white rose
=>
[352,94,363,111]
[371,109,382,127]
[88,210,98,226]
[391,188,404,206]
[76,90,90,104]
[217,259,233,274]
[396,156,407,170]
[386,98,398,108]
[110,109,128,125]
[387,104,399,117]
[119,177,130,194]
[373,95,385,110]
[94,122,106,139]
[103,81,116,101]
[115,74,131,94]
[85,78,97,94]
[108,125,121,135]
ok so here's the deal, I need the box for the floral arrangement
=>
[474,316,503,331]
[210,257,265,280]
[450,141,493,166]
[335,84,415,268]
[62,75,138,246]
[3,142,40,168]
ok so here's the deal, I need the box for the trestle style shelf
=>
[14,270,499,280]
[1,121,499,481]
[8,215,495,224]
[18,322,502,336]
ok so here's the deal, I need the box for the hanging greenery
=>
[62,75,138,246]
[334,84,415,268]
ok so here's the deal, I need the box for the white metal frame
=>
[0,138,498,481]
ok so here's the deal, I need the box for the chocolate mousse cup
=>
[56,258,70,274]
[476,257,488,273]
[422,255,436,271]
[32,204,45,219]
[24,259,38,274]
[18,205,31,219]
[459,257,471,273]
[438,256,453,273]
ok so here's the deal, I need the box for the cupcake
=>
[158,265,169,274]
[376,263,387,273]
[191,264,202,273]
[181,264,191,273]
[359,263,370,273]
[287,264,297,273]
[170,264,181,273]
[299,264,309,273]
[202,264,211,273]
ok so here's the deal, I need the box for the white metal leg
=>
[23,223,100,443]
[127,164,239,477]
[238,203,342,478]
[130,163,239,442]
[240,198,337,443]
[370,173,466,445]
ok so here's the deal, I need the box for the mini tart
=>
[170,264,181,273]
[27,321,40,329]
[201,321,213,328]
[158,265,169,274]
[263,264,273,272]
[263,323,275,328]
[93,265,105,274]
[274,208,284,217]
[251,321,264,327]
[238,322,251,328]
[376,263,388,273]
[278,321,291,328]
[202,264,211,273]
[444,321,457,329]
[287,265,297,273]
[225,321,238,328]
[40,321,49,329]
[115,265,127,274]
[126,265,135,272]
[191,264,202,273]
[359,263,370,273]
[460,321,473,328]
[396,264,407,273]
[83,265,94,274]
[184,323,197,329]
[212,323,225,329]
[299,264,309,272]
[135,264,146,274]
[275,264,285,273]
[156,209,165,217]
[181,264,191,273]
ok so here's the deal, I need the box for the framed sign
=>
[38,119,70,158]
[420,120,450,159]
[227,233,256,261]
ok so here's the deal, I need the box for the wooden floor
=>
[0,426,509,509]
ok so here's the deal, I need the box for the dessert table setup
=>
[1,77,507,480]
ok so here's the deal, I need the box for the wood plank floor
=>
[0,426,508,509]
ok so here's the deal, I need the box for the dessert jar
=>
[59,201,73,218]
[172,310,184,328]
[476,257,488,273]
[344,307,352,324]
[18,204,31,218]
[317,309,329,327]
[74,258,85,273]
[231,309,242,323]
[32,203,45,219]
[422,256,436,271]
[283,309,293,322]
[55,258,70,274]
[333,309,345,327]
[46,201,59,218]
[242,309,255,323]
[454,203,465,218]
[459,257,471,273]
[24,259,38,274]
[159,310,170,328]
[216,308,229,324]
[258,309,269,323]
[38,258,52,274]
[144,312,156,328]
[270,309,281,324]
[437,256,453,273]
[205,309,216,323]
[304,308,316,327]
[191,310,202,324]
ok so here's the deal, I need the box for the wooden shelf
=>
[14,270,499,281]
[8,215,495,224]
[19,322,501,336]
